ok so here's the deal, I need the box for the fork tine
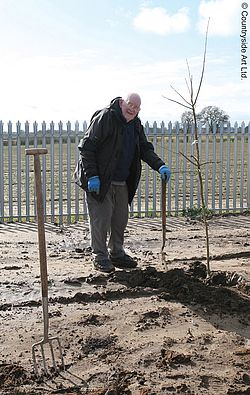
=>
[40,344,48,374]
[49,340,57,371]
[56,338,65,370]
[32,345,38,376]
[32,337,65,376]
[51,337,65,371]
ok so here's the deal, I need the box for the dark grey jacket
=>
[75,97,165,204]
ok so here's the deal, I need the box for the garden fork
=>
[26,148,64,376]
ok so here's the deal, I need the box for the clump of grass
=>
[183,206,213,221]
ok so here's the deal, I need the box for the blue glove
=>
[88,176,100,194]
[159,165,171,183]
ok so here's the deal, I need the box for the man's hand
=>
[88,176,100,194]
[159,165,171,183]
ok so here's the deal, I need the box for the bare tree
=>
[197,105,229,132]
[181,110,194,133]
[163,19,211,275]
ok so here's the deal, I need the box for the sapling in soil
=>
[163,20,211,275]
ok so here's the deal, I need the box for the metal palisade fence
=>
[0,120,249,224]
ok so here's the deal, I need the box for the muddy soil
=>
[0,214,250,394]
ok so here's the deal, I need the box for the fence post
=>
[8,121,13,221]
[82,121,88,218]
[33,122,38,218]
[182,121,188,212]
[189,122,194,210]
[240,122,246,212]
[232,122,238,212]
[167,121,172,214]
[218,122,224,213]
[25,122,30,221]
[16,121,22,221]
[144,121,150,217]
[74,121,80,223]
[58,121,63,224]
[204,122,210,207]
[42,121,47,220]
[211,122,217,210]
[66,121,72,225]
[152,121,157,217]
[175,122,180,214]
[50,121,55,223]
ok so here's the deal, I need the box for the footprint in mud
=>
[2,265,22,270]
[63,278,82,287]
[157,349,192,368]
[77,313,110,326]
[79,334,118,356]
[135,307,172,331]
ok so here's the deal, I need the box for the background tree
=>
[181,111,194,133]
[197,105,229,132]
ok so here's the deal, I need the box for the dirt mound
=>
[0,363,32,392]
[110,265,250,315]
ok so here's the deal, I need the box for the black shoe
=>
[110,254,137,269]
[93,259,115,273]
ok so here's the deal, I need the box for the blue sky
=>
[0,0,249,124]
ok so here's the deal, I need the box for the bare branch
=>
[178,151,198,166]
[164,148,221,168]
[170,170,196,174]
[186,58,192,80]
[162,95,192,110]
[170,85,191,107]
[199,160,220,166]
[186,59,194,103]
[185,77,191,95]
[191,154,199,164]
[194,18,210,106]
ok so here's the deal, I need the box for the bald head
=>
[120,92,141,122]
[125,93,141,107]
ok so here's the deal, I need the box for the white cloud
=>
[197,0,242,36]
[133,7,190,35]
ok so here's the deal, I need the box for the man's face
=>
[120,97,141,122]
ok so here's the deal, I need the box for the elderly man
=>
[76,93,171,273]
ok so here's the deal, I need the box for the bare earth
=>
[0,214,250,395]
